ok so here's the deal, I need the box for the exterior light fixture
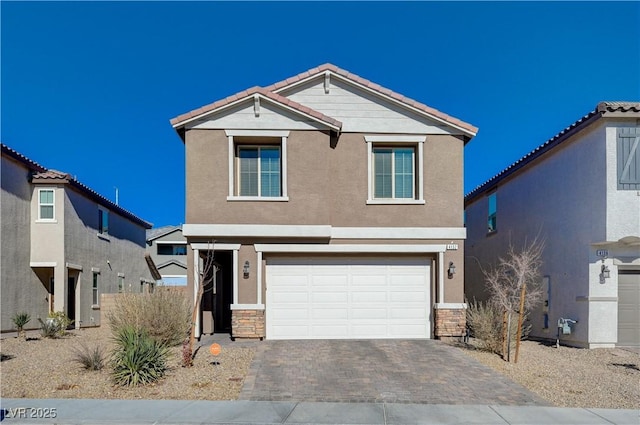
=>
[447,261,456,279]
[243,261,250,278]
[601,264,610,279]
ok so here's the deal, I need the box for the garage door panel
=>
[312,308,349,320]
[391,307,427,319]
[352,291,388,303]
[271,291,308,303]
[270,308,309,320]
[266,256,430,339]
[351,274,387,286]
[351,308,387,319]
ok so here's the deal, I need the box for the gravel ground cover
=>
[459,339,640,409]
[1,328,638,409]
[0,327,254,400]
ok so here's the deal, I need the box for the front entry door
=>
[67,276,76,324]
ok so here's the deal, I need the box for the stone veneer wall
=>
[434,308,466,338]
[231,310,265,339]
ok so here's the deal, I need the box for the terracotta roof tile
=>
[265,64,478,135]
[1,143,151,228]
[465,101,640,204]
[171,63,477,135]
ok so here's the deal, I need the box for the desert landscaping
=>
[1,327,638,409]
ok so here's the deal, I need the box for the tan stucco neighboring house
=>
[464,102,640,348]
[1,143,153,332]
[171,63,478,340]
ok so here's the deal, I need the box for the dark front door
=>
[67,276,76,323]
[213,259,233,333]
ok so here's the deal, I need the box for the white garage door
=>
[266,256,431,340]
[618,270,640,347]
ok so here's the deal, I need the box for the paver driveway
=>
[239,339,549,405]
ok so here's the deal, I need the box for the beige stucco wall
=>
[186,129,332,225]
[185,130,464,228]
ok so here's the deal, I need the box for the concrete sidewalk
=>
[1,399,638,424]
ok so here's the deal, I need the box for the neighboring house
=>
[170,63,478,340]
[464,102,640,348]
[1,143,153,332]
[146,225,187,286]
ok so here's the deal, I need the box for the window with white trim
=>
[98,208,109,235]
[92,272,99,305]
[365,135,425,204]
[38,189,55,220]
[226,131,289,201]
[373,147,415,199]
[238,145,281,197]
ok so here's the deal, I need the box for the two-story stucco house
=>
[146,225,188,286]
[171,64,478,340]
[1,144,153,332]
[465,102,640,348]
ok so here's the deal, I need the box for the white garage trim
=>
[182,224,466,240]
[254,244,447,253]
[266,256,432,340]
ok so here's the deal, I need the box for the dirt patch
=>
[0,327,254,400]
[458,339,639,409]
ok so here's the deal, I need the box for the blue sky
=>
[2,2,639,228]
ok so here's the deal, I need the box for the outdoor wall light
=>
[243,261,250,278]
[601,264,610,279]
[448,261,456,279]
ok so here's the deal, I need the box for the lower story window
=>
[92,272,99,305]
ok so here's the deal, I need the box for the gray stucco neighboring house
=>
[1,143,153,332]
[464,102,640,348]
[146,225,187,286]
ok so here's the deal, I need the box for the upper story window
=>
[365,135,425,204]
[238,146,281,197]
[38,189,55,220]
[98,208,109,235]
[487,192,497,233]
[226,130,289,201]
[373,147,415,199]
[157,244,187,255]
[617,127,640,190]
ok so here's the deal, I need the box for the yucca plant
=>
[12,312,31,339]
[72,343,106,370]
[111,326,169,386]
[38,317,63,338]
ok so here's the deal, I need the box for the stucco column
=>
[53,265,65,312]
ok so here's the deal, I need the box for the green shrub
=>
[111,326,169,386]
[107,289,190,346]
[12,312,31,337]
[72,343,105,370]
[38,312,73,338]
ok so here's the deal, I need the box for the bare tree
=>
[483,237,545,361]
[183,243,216,367]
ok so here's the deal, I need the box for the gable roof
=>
[266,63,478,137]
[2,143,152,229]
[170,86,342,132]
[147,225,182,242]
[156,259,187,270]
[170,63,477,139]
[465,101,640,205]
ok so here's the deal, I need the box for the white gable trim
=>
[275,72,476,137]
[178,94,340,131]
